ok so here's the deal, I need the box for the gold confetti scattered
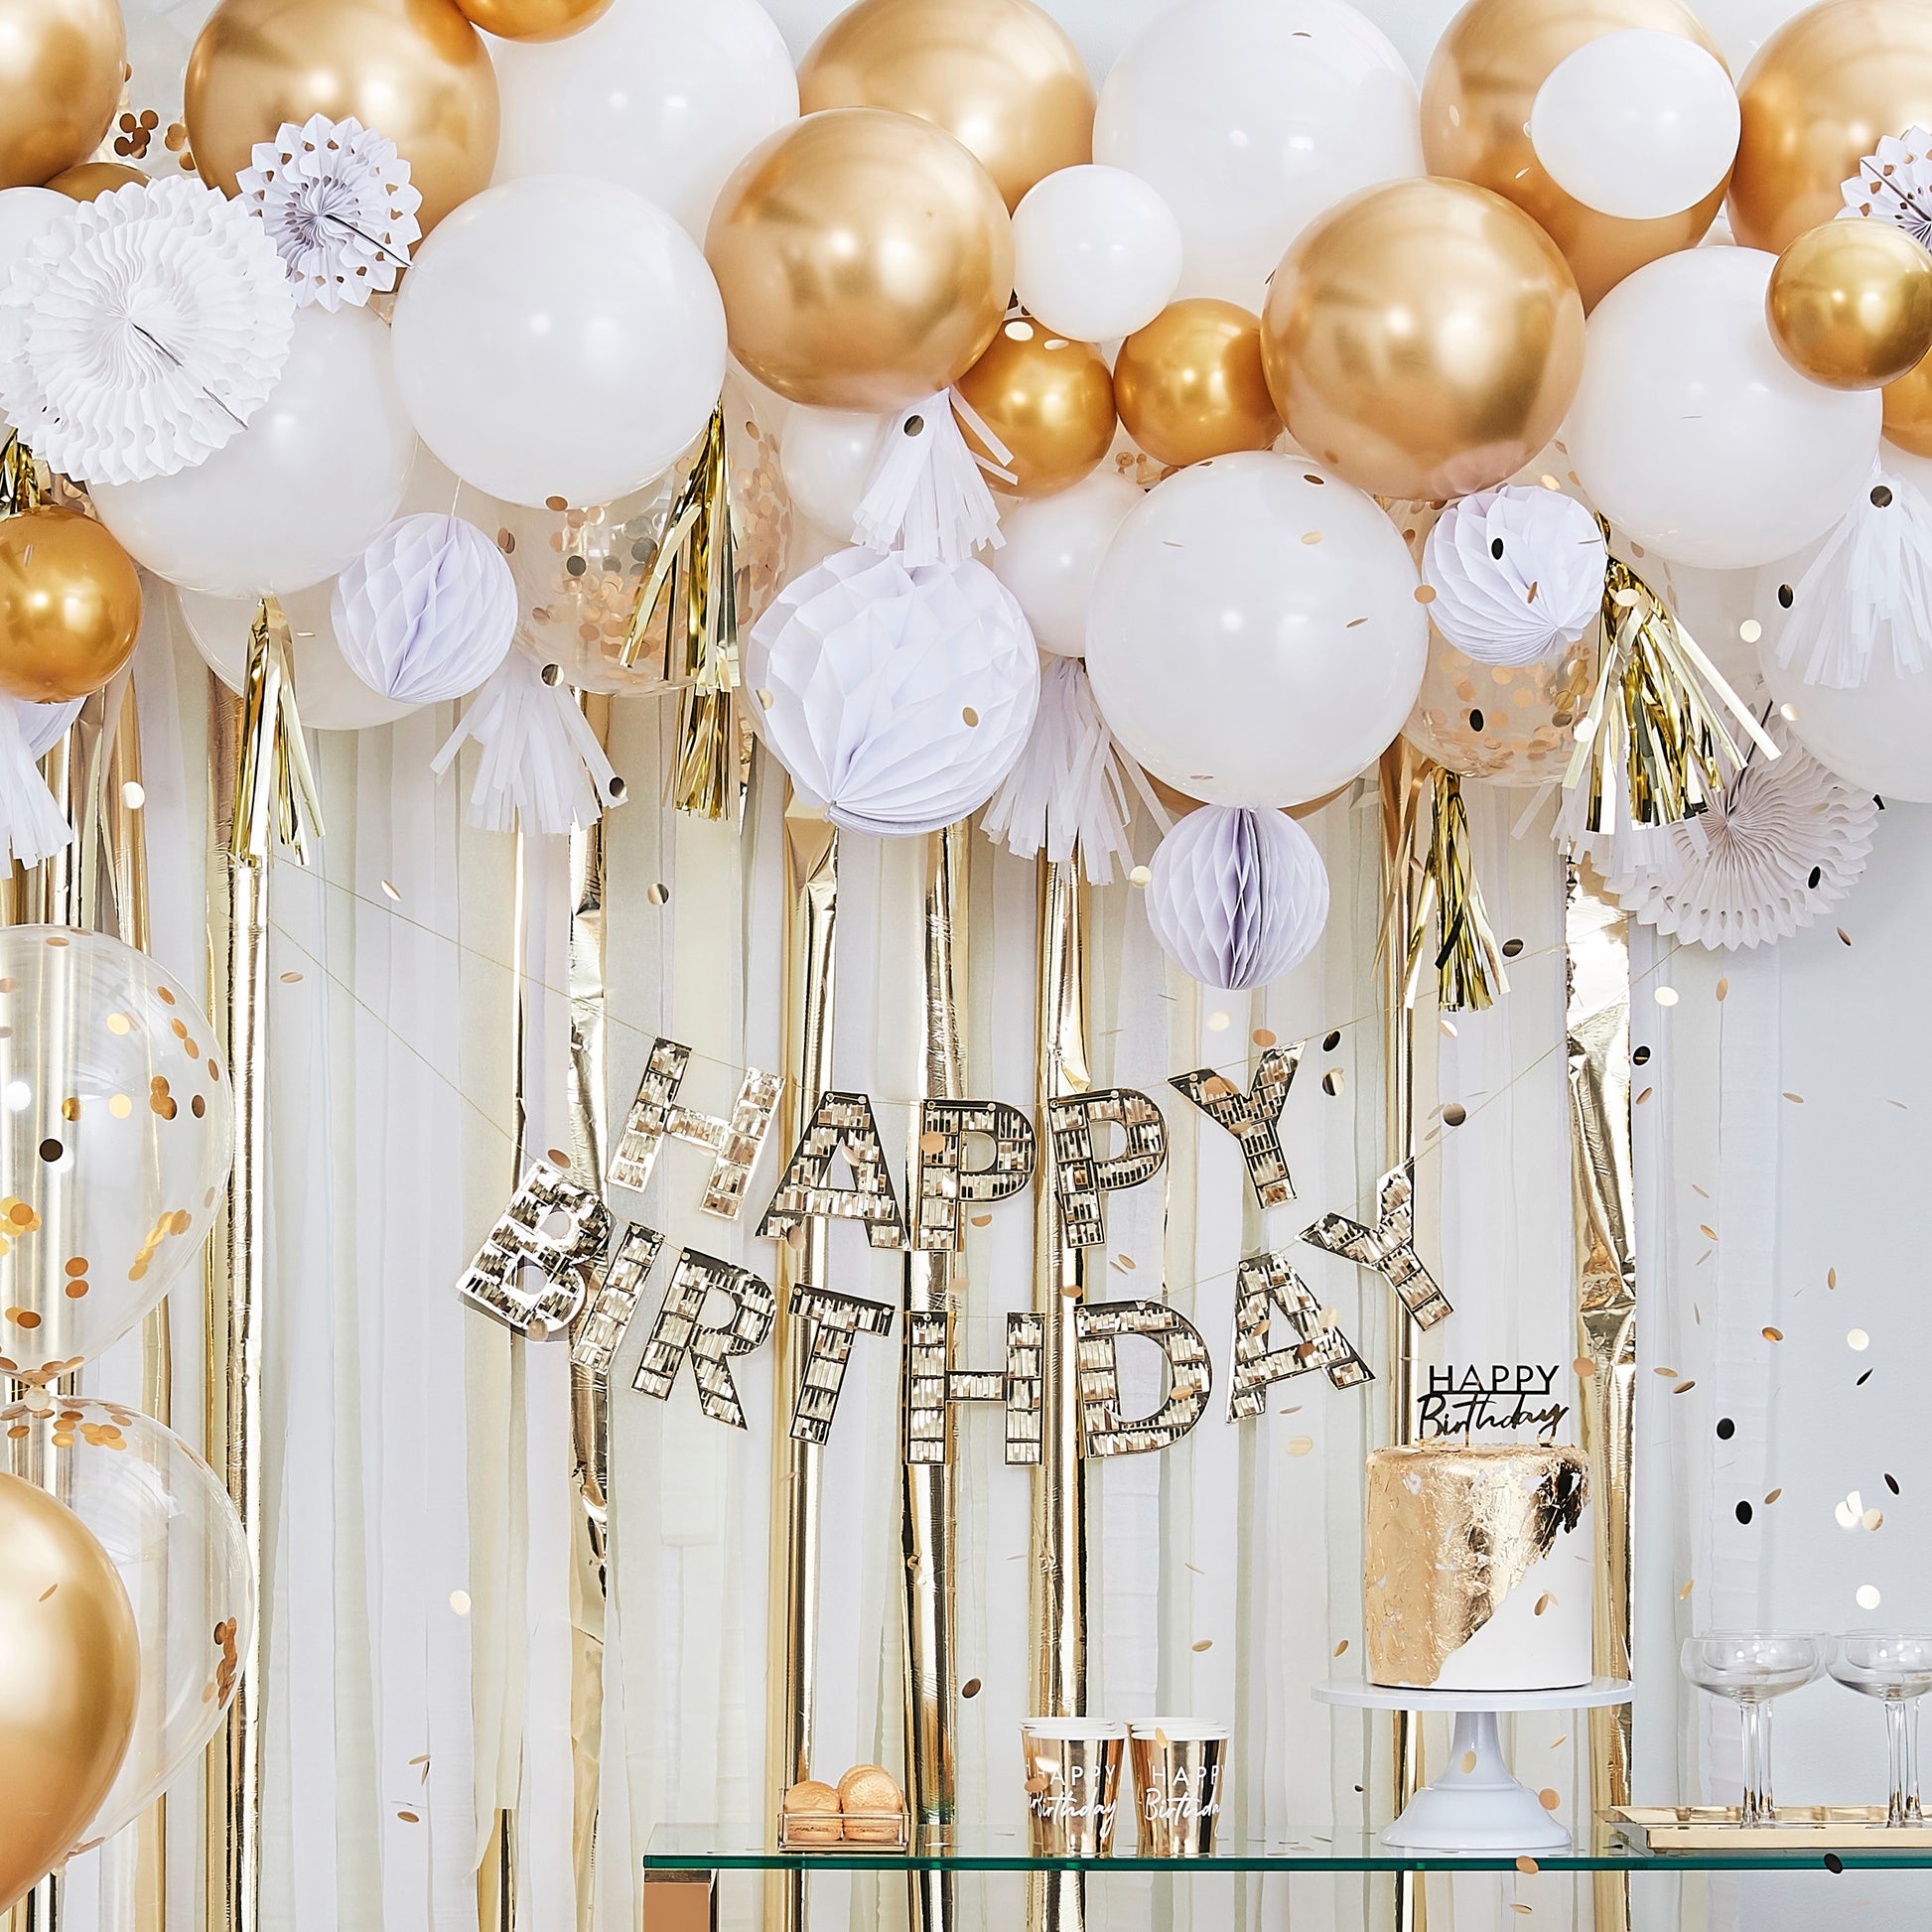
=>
[1461,1750,1478,1773]
[1782,1092,1805,1104]
[1510,1905,1534,1917]
[1863,1508,1884,1531]
[1692,1183,1710,1197]
[1253,1028,1277,1047]
[1837,927,1852,946]
[1765,1489,1782,1506]
[1206,1011,1230,1032]
[961,1678,982,1699]
[1516,1857,1540,1874]
[1538,1789,1561,1812]
[1674,1380,1695,1394]
[1442,1103,1467,1127]
[961,706,980,728]
[449,1591,471,1615]
[1111,1253,1136,1273]
[1762,1326,1783,1342]
[1828,1267,1839,1289]
[1635,1085,1653,1104]
[1287,1436,1313,1457]
[1333,1638,1349,1656]
[1534,1592,1554,1616]
[1129,865,1151,887]
[1550,1734,1566,1749]
[1654,1366,1680,1378]
[1699,1224,1718,1241]
[397,1811,420,1824]
[1322,1069,1344,1096]
[1716,977,1729,1001]
[1439,1015,1458,1036]
[1858,1584,1881,1610]
[1654,986,1679,1007]
[1025,1775,1050,1796]
[1415,585,1438,605]
[970,1212,992,1228]
[1302,530,1323,545]
[1848,1328,1869,1350]
[1739,620,1762,644]
[1680,1579,1695,1599]
[646,882,670,906]
[380,880,400,902]
[1191,1638,1213,1653]
[1573,1356,1594,1378]
[279,971,303,984]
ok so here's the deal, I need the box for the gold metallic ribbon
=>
[1386,764,1509,1015]
[230,599,324,868]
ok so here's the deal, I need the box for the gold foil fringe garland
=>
[1387,766,1510,1015]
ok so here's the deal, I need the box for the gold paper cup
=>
[1021,1719,1128,1856]
[1128,1722,1229,1857]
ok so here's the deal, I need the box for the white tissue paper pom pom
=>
[1422,485,1606,666]
[0,178,294,485]
[237,114,422,312]
[745,546,1040,837]
[1144,804,1330,992]
[333,513,517,704]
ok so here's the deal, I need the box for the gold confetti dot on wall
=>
[450,1590,471,1615]
[1205,1011,1230,1032]
[1653,987,1679,1007]
[60,1098,79,1121]
[109,1095,131,1118]
[1858,1585,1881,1610]
[106,1012,131,1035]
[1537,1789,1561,1812]
[1849,1329,1870,1350]
[1286,1435,1313,1457]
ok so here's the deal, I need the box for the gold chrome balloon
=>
[0,0,125,192]
[1886,345,1932,455]
[1112,299,1280,472]
[955,318,1116,496]
[706,108,1014,414]
[1732,0,1932,253]
[1261,178,1586,503]
[452,0,611,40]
[1422,0,1730,310]
[797,0,1094,210]
[0,1473,139,1914]
[185,0,500,234]
[0,509,143,703]
[1768,221,1932,390]
[46,162,149,201]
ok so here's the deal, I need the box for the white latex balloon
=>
[1566,247,1879,570]
[1093,0,1423,306]
[1530,31,1740,221]
[990,469,1143,655]
[90,305,415,598]
[779,406,892,539]
[491,0,798,239]
[390,176,727,510]
[1012,166,1183,343]
[1086,452,1427,806]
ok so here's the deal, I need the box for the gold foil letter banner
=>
[458,1161,613,1340]
[1046,1089,1169,1249]
[1302,1166,1452,1329]
[1227,1249,1372,1420]
[758,1089,908,1249]
[1072,1301,1213,1457]
[630,1248,778,1430]
[609,1035,782,1218]
[785,1285,897,1445]
[914,1098,1036,1252]
[572,1222,667,1385]
[904,1308,1045,1466]
[1169,1043,1304,1209]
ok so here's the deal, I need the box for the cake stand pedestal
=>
[1314,1678,1634,1853]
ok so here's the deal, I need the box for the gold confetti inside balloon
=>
[796,0,1094,210]
[1112,299,1280,473]
[1767,221,1932,390]
[1404,631,1598,786]
[0,1473,138,1913]
[956,318,1117,497]
[0,508,143,703]
[0,0,126,192]
[0,928,234,1385]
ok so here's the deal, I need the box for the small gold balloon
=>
[46,162,149,202]
[797,0,1094,211]
[0,509,143,703]
[185,0,500,234]
[1261,178,1586,503]
[0,0,125,192]
[1422,0,1730,310]
[955,318,1116,497]
[0,1472,140,1914]
[452,0,611,40]
[1732,0,1932,254]
[707,108,1014,414]
[1886,345,1932,456]
[1112,299,1280,472]
[1767,221,1932,390]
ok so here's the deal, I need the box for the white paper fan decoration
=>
[333,514,516,704]
[744,546,1040,837]
[238,115,422,312]
[1422,485,1607,666]
[0,178,294,485]
[1843,126,1932,245]
[1144,805,1330,992]
[1604,721,1875,949]
[1769,466,1932,688]
[0,696,81,869]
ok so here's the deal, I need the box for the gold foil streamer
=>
[1393,768,1508,1015]
[1564,546,1778,835]
[1169,1043,1304,1208]
[913,1097,1035,1253]
[1567,861,1638,1932]
[904,1308,1044,1466]
[630,1248,777,1430]
[785,1284,896,1444]
[457,1162,612,1339]
[1072,1301,1213,1457]
[1227,1250,1373,1419]
[1045,1089,1168,1250]
[1363,1444,1589,1688]
[229,598,323,869]
[570,1222,665,1385]
[608,1036,781,1216]
[1303,1167,1453,1329]
[757,1090,906,1249]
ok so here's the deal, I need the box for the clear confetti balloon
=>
[1404,630,1598,787]
[0,928,234,1384]
[0,1399,253,1853]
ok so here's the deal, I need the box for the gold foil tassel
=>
[231,598,324,866]
[1380,762,1507,1014]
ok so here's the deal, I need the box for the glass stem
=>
[1738,1698,1773,1825]
[1887,1696,1922,1828]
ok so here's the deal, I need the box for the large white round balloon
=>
[91,306,415,598]
[1086,452,1427,805]
[1093,0,1423,306]
[990,469,1143,656]
[1757,621,1932,801]
[1012,166,1184,344]
[1530,31,1739,221]
[390,176,727,509]
[1566,247,1879,570]
[778,406,891,540]
[490,0,797,239]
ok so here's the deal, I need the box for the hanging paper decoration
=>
[432,652,625,837]
[0,178,294,486]
[1388,766,1510,1013]
[1143,804,1329,994]
[1842,127,1932,244]
[1604,720,1875,949]
[1769,468,1932,688]
[0,695,81,869]
[982,655,1140,884]
[236,115,422,312]
[851,389,1011,568]
[332,513,517,705]
[745,546,1040,838]
[1422,485,1607,667]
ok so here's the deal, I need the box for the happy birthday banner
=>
[454,1035,1451,1460]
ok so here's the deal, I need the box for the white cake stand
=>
[1314,1678,1634,1853]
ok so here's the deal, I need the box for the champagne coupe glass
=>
[1681,1634,1829,1825]
[1829,1634,1932,1827]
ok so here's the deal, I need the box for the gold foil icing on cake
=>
[1364,1444,1588,1687]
